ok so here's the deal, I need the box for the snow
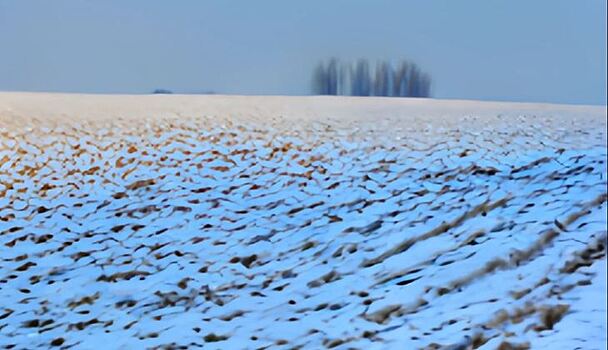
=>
[0,93,606,349]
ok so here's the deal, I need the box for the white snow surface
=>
[0,93,606,349]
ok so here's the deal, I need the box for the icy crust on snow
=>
[0,103,607,349]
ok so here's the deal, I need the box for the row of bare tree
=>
[312,59,432,97]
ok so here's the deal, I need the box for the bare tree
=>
[312,58,431,98]
[407,63,420,97]
[420,72,432,98]
[312,63,328,95]
[374,61,392,97]
[352,59,371,96]
[393,61,408,97]
[326,58,339,95]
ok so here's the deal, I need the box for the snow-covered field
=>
[0,93,606,349]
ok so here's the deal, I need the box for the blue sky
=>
[0,0,606,105]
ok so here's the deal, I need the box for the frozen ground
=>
[0,93,606,349]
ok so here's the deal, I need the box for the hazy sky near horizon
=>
[0,1,606,105]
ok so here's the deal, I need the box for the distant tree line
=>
[312,58,432,97]
[153,89,173,94]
